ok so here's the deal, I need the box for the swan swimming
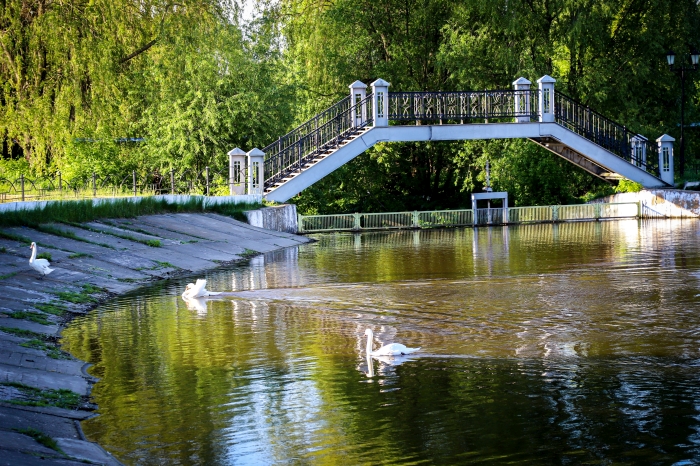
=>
[182,279,221,299]
[365,328,420,357]
[29,242,54,278]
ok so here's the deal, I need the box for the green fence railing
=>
[298,202,642,233]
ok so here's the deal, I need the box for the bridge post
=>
[537,75,556,123]
[371,78,391,127]
[349,81,368,127]
[630,135,648,167]
[512,77,532,123]
[247,148,265,195]
[228,147,247,195]
[656,134,675,185]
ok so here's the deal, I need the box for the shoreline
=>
[0,211,311,465]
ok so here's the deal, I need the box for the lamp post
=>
[666,49,700,177]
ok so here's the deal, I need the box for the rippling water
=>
[62,220,700,465]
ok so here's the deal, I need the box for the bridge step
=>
[528,137,622,181]
[264,128,369,193]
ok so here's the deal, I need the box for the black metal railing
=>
[262,96,352,157]
[264,94,374,189]
[0,166,239,203]
[554,91,659,176]
[388,89,540,123]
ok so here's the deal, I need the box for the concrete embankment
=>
[0,211,310,465]
[592,189,700,217]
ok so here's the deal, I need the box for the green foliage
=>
[615,179,644,193]
[0,326,42,338]
[146,239,161,247]
[3,382,81,410]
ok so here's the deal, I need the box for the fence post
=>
[412,211,420,228]
[513,77,532,123]
[637,200,643,218]
[205,166,210,196]
[20,174,25,202]
[297,214,304,233]
[92,172,97,197]
[353,213,361,231]
[552,205,559,222]
[170,169,175,195]
[595,203,601,220]
[58,171,62,196]
[133,171,137,197]
[537,75,556,123]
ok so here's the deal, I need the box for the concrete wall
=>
[245,204,298,234]
[592,189,700,218]
[0,194,263,214]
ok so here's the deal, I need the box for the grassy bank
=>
[0,197,262,228]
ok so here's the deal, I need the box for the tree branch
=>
[119,38,158,64]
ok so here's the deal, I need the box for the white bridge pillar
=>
[537,75,556,123]
[228,147,247,195]
[657,134,675,186]
[371,78,390,127]
[350,81,368,127]
[247,148,265,195]
[513,77,532,123]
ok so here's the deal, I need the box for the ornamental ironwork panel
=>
[388,90,538,123]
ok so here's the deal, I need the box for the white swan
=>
[182,279,221,299]
[29,242,54,278]
[365,328,420,357]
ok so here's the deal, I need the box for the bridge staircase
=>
[261,77,672,202]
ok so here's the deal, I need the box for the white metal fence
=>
[298,202,642,233]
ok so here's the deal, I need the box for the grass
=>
[66,221,166,248]
[0,246,5,252]
[68,252,91,259]
[1,381,82,409]
[0,197,221,228]
[0,271,19,280]
[34,302,67,316]
[37,251,52,261]
[14,427,63,453]
[7,311,51,325]
[19,338,71,359]
[206,201,261,222]
[55,283,104,304]
[34,224,114,249]
[0,326,45,339]
[242,248,260,258]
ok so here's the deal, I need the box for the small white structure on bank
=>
[228,147,247,195]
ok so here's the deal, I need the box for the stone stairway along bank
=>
[0,204,310,465]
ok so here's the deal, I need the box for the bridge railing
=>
[554,91,660,176]
[298,202,642,232]
[264,94,373,188]
[388,89,539,124]
[262,96,351,158]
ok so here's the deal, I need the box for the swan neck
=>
[366,332,373,355]
[29,246,36,262]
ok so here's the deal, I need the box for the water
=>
[62,220,700,465]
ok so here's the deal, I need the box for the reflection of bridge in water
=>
[252,76,676,202]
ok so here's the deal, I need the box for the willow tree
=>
[0,0,295,179]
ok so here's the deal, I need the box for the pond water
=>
[62,220,700,465]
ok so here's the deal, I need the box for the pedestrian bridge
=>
[238,76,675,202]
